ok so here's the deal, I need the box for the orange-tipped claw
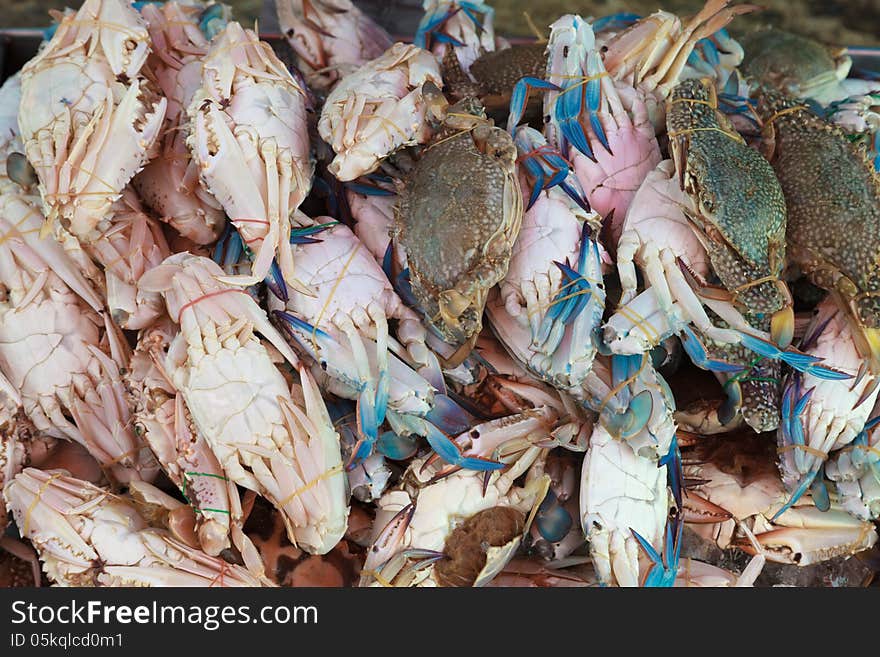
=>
[771,305,795,350]
[682,490,733,524]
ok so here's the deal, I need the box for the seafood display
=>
[3,0,880,588]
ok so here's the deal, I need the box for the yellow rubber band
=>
[22,472,64,536]
[667,126,745,145]
[763,105,810,126]
[669,97,716,109]
[613,303,661,346]
[777,444,828,460]
[278,463,344,508]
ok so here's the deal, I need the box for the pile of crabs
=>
[1,0,880,589]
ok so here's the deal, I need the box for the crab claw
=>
[734,520,877,566]
[770,472,817,523]
[680,326,746,373]
[735,331,853,380]
[780,384,813,453]
[391,411,504,473]
[414,7,457,48]
[660,434,683,509]
[539,260,592,328]
[508,77,561,133]
[681,490,733,524]
[513,126,591,211]
[534,491,574,543]
[377,431,419,461]
[422,421,506,472]
[632,517,681,587]
[604,389,653,440]
[363,503,415,574]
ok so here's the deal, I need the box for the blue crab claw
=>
[265,260,288,302]
[459,1,492,31]
[535,494,573,543]
[771,470,817,522]
[532,261,592,346]
[213,223,243,269]
[735,332,853,380]
[632,518,681,588]
[810,467,831,512]
[555,80,595,160]
[366,503,415,571]
[680,326,746,374]
[592,12,641,32]
[604,389,653,440]
[523,167,546,210]
[508,77,561,133]
[349,368,391,467]
[515,133,590,211]
[377,431,419,461]
[347,435,376,470]
[584,51,611,153]
[274,310,333,342]
[780,384,812,451]
[414,7,456,48]
[659,435,683,510]
[290,222,336,244]
[422,421,505,472]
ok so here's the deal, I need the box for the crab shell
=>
[740,27,851,105]
[667,78,789,321]
[757,89,880,370]
[187,21,313,287]
[318,42,443,182]
[17,0,167,240]
[394,110,523,366]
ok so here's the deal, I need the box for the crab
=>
[757,90,880,375]
[485,125,606,395]
[600,79,854,395]
[187,20,313,289]
[508,15,662,244]
[682,435,878,566]
[138,254,349,560]
[4,468,268,587]
[276,0,392,93]
[740,27,877,106]
[317,42,443,182]
[416,0,497,79]
[360,447,549,587]
[17,0,167,240]
[597,0,756,130]
[133,0,226,245]
[775,298,880,517]
[393,95,522,366]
